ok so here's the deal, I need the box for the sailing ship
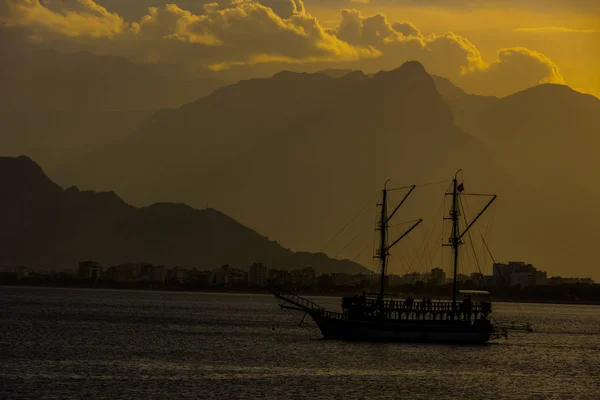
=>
[271,171,504,343]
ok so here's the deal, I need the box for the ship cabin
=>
[341,290,492,323]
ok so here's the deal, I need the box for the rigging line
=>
[339,242,374,273]
[387,179,451,191]
[408,227,430,275]
[462,190,495,281]
[411,196,446,274]
[422,231,444,273]
[457,193,497,197]
[406,235,421,274]
[325,216,378,272]
[463,189,495,270]
[391,232,420,279]
[386,184,417,192]
[481,234,497,265]
[416,179,452,188]
[387,219,423,228]
[427,237,443,285]
[460,195,486,289]
[309,191,379,265]
[478,209,494,268]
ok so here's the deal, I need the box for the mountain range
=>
[0,39,224,170]
[2,46,599,280]
[0,155,367,274]
[53,62,502,262]
[433,77,600,196]
[0,44,224,112]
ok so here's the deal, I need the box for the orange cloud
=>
[456,47,565,96]
[0,0,126,38]
[0,1,572,96]
[333,9,486,76]
[331,10,565,96]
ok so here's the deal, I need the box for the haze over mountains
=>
[0,36,224,112]
[0,36,224,170]
[29,60,595,281]
[54,61,499,258]
[2,40,599,280]
[434,79,600,196]
[0,156,366,274]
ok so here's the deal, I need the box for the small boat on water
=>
[271,171,507,343]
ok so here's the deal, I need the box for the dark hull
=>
[311,313,493,343]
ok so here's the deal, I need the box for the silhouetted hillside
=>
[0,156,367,274]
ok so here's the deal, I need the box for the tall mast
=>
[450,177,460,318]
[444,171,497,319]
[378,182,389,302]
[376,181,421,309]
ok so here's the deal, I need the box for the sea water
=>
[1,287,598,399]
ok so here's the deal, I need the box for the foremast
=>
[376,181,422,312]
[445,170,497,320]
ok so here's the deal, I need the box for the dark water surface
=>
[1,287,599,399]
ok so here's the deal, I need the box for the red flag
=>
[457,183,464,192]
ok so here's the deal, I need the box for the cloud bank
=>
[0,0,567,96]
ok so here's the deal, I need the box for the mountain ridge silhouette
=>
[0,155,368,274]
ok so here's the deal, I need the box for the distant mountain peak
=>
[495,82,600,113]
[340,70,368,81]
[374,61,427,79]
[0,155,61,195]
[272,70,331,81]
[395,60,428,74]
[371,61,436,91]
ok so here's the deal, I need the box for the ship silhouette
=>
[272,171,507,343]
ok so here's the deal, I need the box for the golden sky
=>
[1,0,598,97]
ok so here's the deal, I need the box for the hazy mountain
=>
[50,61,600,280]
[0,156,367,274]
[0,110,154,170]
[53,62,504,271]
[434,77,600,196]
[0,46,224,112]
[0,42,225,170]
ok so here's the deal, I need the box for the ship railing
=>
[347,298,488,314]
[322,311,343,319]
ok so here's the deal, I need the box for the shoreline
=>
[2,282,599,306]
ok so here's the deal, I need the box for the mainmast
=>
[450,177,460,316]
[444,170,497,320]
[377,182,389,301]
[376,181,421,309]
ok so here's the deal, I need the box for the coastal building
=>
[249,262,268,287]
[430,268,446,285]
[79,261,103,280]
[493,261,548,287]
[290,267,316,287]
[331,272,363,287]
[267,269,290,286]
[167,267,189,285]
[150,265,167,283]
[548,276,595,285]
[0,265,29,281]
[106,263,136,282]
[398,272,429,285]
